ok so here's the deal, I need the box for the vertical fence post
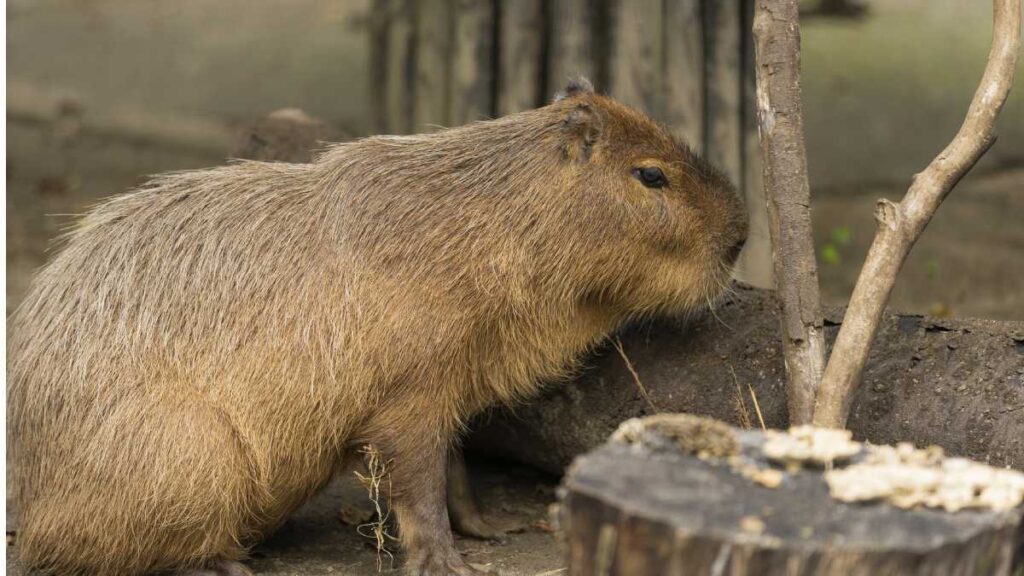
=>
[663,0,705,148]
[415,0,454,129]
[704,0,743,183]
[450,0,496,124]
[609,0,663,115]
[498,0,544,114]
[740,0,774,286]
[547,0,596,92]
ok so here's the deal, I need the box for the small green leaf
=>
[830,226,853,246]
[821,244,841,266]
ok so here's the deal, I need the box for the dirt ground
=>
[5,460,565,576]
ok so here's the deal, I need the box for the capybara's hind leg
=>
[447,449,505,542]
[179,559,254,576]
[17,396,264,576]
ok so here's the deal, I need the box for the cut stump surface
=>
[558,421,1024,575]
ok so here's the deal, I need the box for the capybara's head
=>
[324,77,746,322]
[536,78,748,317]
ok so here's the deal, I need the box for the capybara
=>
[7,79,747,575]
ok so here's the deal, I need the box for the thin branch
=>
[751,0,827,425]
[813,0,1022,427]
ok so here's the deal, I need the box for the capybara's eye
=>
[632,166,668,189]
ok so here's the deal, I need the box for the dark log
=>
[469,285,1024,473]
[557,418,1024,575]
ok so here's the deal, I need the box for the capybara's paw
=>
[404,548,496,576]
[179,559,253,576]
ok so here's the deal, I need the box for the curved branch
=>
[813,0,1022,427]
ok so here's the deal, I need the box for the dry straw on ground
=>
[353,445,397,572]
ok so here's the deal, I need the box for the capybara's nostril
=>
[726,237,746,263]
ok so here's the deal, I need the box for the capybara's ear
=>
[561,102,603,163]
[554,76,595,102]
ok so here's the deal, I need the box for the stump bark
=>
[557,420,1024,575]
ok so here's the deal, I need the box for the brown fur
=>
[7,83,747,575]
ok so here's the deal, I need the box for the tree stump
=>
[557,416,1024,575]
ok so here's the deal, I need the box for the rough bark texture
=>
[752,0,827,425]
[469,285,1024,474]
[558,426,1024,575]
[814,0,1022,428]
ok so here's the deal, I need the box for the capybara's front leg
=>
[376,434,492,576]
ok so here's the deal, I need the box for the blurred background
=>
[7,0,1023,320]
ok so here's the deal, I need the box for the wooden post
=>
[498,0,544,114]
[738,0,773,288]
[414,0,453,129]
[609,0,663,115]
[384,0,416,134]
[547,0,596,92]
[704,0,743,183]
[662,0,705,147]
[368,0,392,135]
[449,0,495,124]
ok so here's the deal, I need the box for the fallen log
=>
[469,285,1024,473]
[557,415,1024,575]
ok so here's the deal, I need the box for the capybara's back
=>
[8,81,747,575]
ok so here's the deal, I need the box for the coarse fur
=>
[7,83,747,575]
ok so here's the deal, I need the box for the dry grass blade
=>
[748,383,766,431]
[730,365,753,429]
[353,444,398,572]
